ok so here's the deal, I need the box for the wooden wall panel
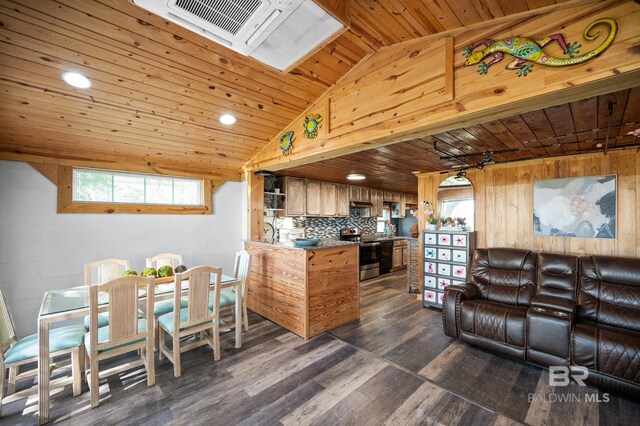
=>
[418,150,639,258]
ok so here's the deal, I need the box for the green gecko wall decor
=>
[463,18,617,77]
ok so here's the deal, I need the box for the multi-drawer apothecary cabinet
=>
[422,230,476,309]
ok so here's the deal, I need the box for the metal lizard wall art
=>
[463,18,617,77]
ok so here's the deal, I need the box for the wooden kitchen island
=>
[244,240,360,339]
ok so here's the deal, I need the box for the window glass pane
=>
[72,168,203,206]
[113,174,144,203]
[73,170,112,202]
[173,179,202,205]
[441,199,474,230]
[146,177,173,204]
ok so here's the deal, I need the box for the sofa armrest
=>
[531,295,575,314]
[446,283,479,300]
[442,283,478,338]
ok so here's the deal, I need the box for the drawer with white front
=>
[437,248,451,261]
[437,234,452,246]
[425,233,437,245]
[424,275,437,288]
[452,250,467,263]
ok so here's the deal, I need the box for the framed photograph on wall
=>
[533,175,616,239]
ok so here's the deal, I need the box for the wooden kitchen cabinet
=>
[370,190,383,217]
[383,191,394,201]
[285,177,305,216]
[393,246,403,269]
[306,180,322,216]
[360,187,370,202]
[321,182,337,216]
[349,185,360,201]
[336,185,350,216]
[402,244,408,267]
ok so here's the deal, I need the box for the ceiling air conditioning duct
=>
[132,0,344,71]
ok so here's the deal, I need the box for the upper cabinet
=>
[337,185,350,216]
[321,182,338,216]
[349,185,361,202]
[306,180,323,216]
[285,177,306,216]
[282,177,416,218]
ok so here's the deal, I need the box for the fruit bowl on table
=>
[292,238,320,247]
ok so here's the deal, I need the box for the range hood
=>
[132,0,344,71]
[350,201,374,208]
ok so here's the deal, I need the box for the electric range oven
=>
[340,227,380,281]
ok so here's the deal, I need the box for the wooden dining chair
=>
[0,291,85,416]
[146,253,183,269]
[157,266,222,377]
[146,253,187,350]
[83,258,140,330]
[85,275,155,408]
[211,251,252,335]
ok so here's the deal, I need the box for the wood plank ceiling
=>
[0,0,573,178]
[279,88,640,193]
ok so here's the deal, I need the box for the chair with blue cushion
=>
[147,253,185,349]
[83,258,143,330]
[0,291,85,416]
[158,266,222,377]
[85,275,155,408]
[210,251,252,341]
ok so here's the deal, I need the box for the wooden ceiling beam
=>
[0,149,241,181]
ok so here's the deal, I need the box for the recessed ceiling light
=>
[346,173,366,180]
[220,114,236,125]
[61,72,91,89]
[411,171,421,174]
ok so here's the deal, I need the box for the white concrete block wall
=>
[0,161,246,336]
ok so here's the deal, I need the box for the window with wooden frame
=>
[57,167,214,214]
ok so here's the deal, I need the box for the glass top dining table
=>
[37,273,241,424]
[39,274,238,317]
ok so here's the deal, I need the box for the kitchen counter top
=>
[245,239,359,250]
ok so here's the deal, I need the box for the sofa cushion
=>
[459,300,527,347]
[578,256,640,332]
[573,320,640,386]
[469,248,537,306]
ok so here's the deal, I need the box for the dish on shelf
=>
[292,238,320,247]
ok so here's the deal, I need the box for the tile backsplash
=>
[292,209,377,238]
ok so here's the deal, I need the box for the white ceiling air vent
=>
[132,0,344,71]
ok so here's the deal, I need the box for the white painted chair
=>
[146,253,184,270]
[85,275,155,408]
[0,291,85,416]
[212,251,252,335]
[157,266,222,377]
[83,258,137,330]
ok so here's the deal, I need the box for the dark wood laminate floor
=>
[2,272,639,425]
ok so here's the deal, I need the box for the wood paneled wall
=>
[418,150,640,257]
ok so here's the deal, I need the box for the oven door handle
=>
[360,242,381,247]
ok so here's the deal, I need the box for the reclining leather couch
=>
[442,248,640,397]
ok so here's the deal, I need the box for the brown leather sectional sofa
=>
[442,248,640,397]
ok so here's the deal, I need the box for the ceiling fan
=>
[437,148,517,174]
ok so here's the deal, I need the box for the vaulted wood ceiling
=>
[279,88,640,193]
[0,0,574,178]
